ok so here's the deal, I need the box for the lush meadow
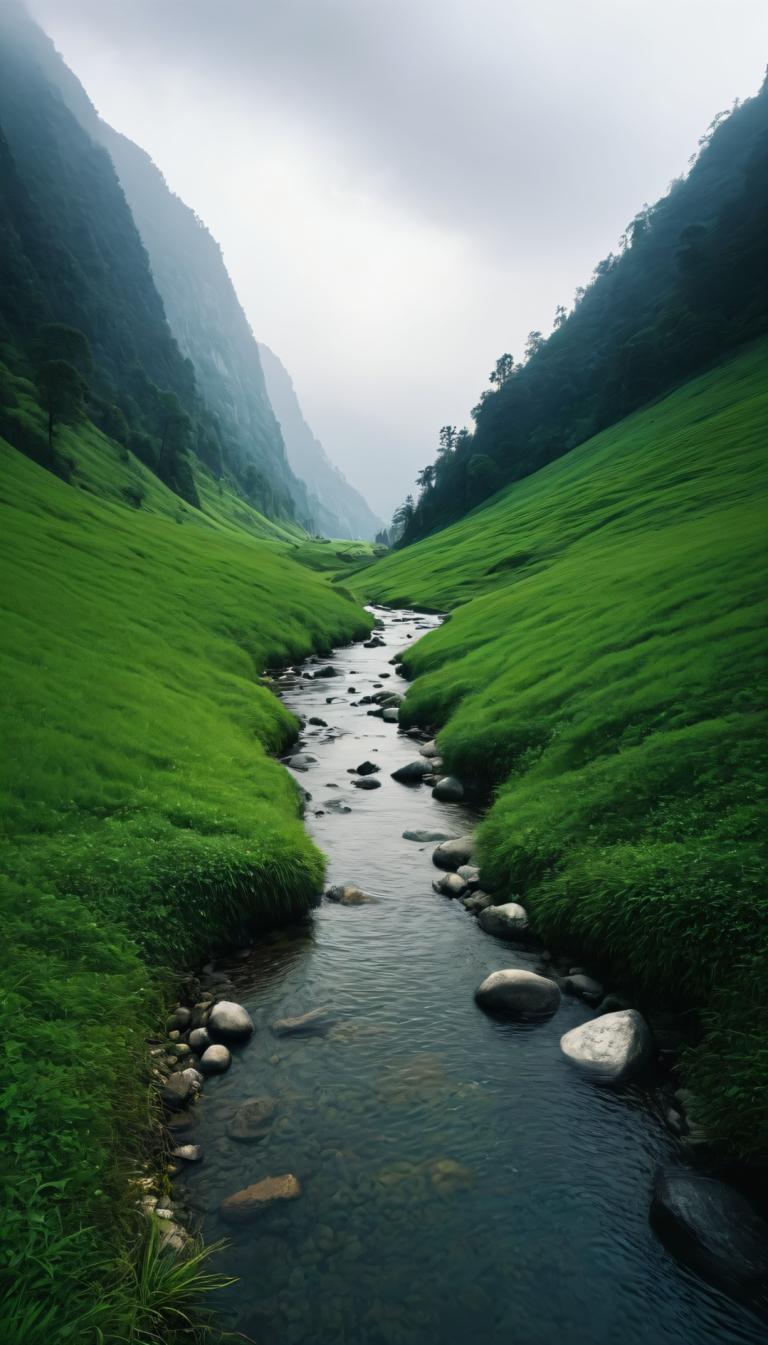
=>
[359,342,768,1154]
[0,432,370,1341]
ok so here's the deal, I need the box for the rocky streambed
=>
[154,606,767,1345]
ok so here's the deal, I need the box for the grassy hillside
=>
[0,438,370,1342]
[359,342,768,1155]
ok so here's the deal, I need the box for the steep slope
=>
[95,123,315,526]
[401,77,768,541]
[259,343,383,539]
[0,1,308,525]
[0,425,370,1342]
[358,342,768,1154]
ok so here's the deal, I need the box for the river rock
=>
[353,760,380,775]
[308,716,327,727]
[382,707,399,723]
[475,970,561,1019]
[220,1173,302,1222]
[353,777,381,790]
[326,884,375,906]
[284,753,317,771]
[324,798,352,814]
[208,1000,254,1043]
[456,864,481,890]
[166,1007,191,1032]
[391,760,432,784]
[462,890,496,912]
[565,973,605,1005]
[272,1006,331,1036]
[432,835,475,870]
[312,665,339,678]
[419,740,439,758]
[227,1096,277,1143]
[477,902,530,940]
[651,1167,768,1286]
[172,1144,202,1163]
[364,637,385,648]
[560,1009,652,1083]
[432,776,464,802]
[188,1027,211,1053]
[199,1044,231,1074]
[403,830,455,843]
[432,873,468,898]
[159,1072,196,1110]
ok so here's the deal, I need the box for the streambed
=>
[177,607,764,1345]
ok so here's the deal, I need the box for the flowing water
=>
[177,607,765,1345]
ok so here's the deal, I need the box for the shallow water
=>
[178,607,765,1345]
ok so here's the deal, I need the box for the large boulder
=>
[326,884,375,906]
[475,969,561,1019]
[208,1000,254,1044]
[432,835,475,871]
[651,1167,768,1287]
[432,873,468,898]
[432,776,464,802]
[477,902,530,940]
[220,1174,302,1222]
[226,1096,276,1143]
[391,760,432,784]
[560,1009,652,1083]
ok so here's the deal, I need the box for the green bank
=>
[358,342,768,1156]
[0,414,370,1341]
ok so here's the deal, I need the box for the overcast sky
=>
[29,0,768,517]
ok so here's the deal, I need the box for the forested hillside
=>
[359,340,768,1154]
[0,1,332,527]
[397,75,768,542]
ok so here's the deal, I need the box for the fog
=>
[29,0,768,515]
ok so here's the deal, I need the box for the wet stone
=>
[227,1096,277,1143]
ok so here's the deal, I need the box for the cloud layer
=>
[29,0,768,513]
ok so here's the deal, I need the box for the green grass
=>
[0,429,370,1340]
[359,341,768,1155]
[288,536,386,576]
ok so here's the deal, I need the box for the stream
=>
[177,606,765,1345]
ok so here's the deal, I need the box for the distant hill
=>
[259,343,382,539]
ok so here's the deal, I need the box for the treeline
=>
[0,5,296,520]
[395,74,768,544]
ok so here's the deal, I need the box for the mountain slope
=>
[259,342,383,539]
[401,77,768,541]
[358,341,768,1154]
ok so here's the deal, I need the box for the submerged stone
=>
[220,1173,302,1222]
[651,1167,768,1287]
